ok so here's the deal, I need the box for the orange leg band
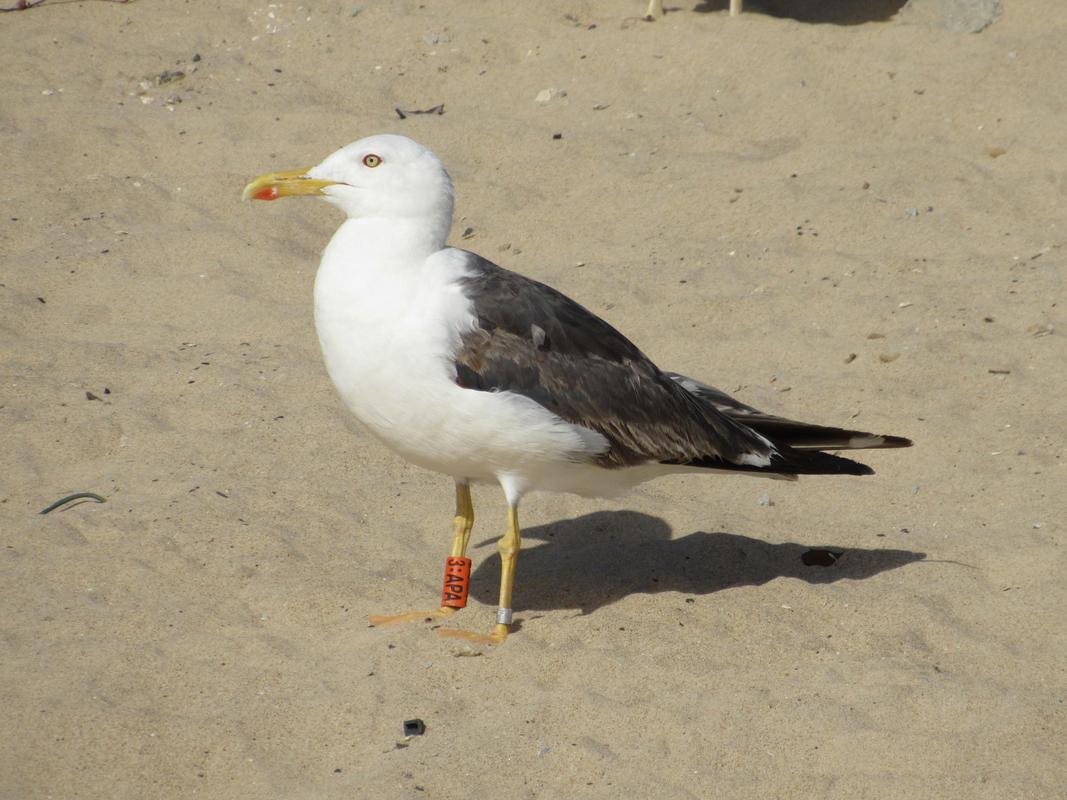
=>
[441,556,472,608]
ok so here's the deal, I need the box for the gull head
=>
[243,134,454,223]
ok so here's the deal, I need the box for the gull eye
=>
[362,154,382,168]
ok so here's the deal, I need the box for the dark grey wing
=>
[665,372,913,451]
[453,254,872,476]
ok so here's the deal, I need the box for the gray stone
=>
[900,0,1002,33]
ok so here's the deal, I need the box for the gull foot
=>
[437,623,510,646]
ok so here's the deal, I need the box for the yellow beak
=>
[242,168,338,201]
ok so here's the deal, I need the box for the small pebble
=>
[535,88,567,103]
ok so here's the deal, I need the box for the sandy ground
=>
[2,1,1065,798]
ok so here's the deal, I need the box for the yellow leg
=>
[439,505,520,645]
[449,481,474,558]
[369,482,474,626]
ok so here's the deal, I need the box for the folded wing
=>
[453,255,898,477]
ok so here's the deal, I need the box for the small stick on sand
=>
[40,492,107,515]
[730,0,743,16]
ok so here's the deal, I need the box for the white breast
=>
[312,221,607,490]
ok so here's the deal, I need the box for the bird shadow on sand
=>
[468,510,924,616]
[693,0,907,25]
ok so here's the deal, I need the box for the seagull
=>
[243,134,910,645]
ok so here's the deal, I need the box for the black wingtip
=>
[881,435,913,448]
[777,448,874,476]
[679,447,876,477]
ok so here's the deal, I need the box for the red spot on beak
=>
[254,186,279,201]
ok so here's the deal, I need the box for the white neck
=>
[326,215,450,267]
